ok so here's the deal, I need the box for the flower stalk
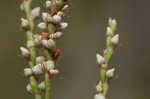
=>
[95,18,119,99]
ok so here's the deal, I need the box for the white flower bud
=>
[27,40,34,48]
[108,18,117,30]
[34,34,42,46]
[38,81,45,90]
[59,22,68,30]
[49,69,59,75]
[96,81,102,92]
[94,93,105,99]
[111,34,119,45]
[106,68,115,78]
[20,47,30,57]
[24,68,33,77]
[62,5,69,11]
[38,22,47,30]
[46,0,51,8]
[57,11,64,17]
[44,60,55,70]
[42,12,52,22]
[31,7,40,18]
[21,18,29,28]
[96,53,105,65]
[55,32,63,39]
[111,19,117,26]
[106,27,112,35]
[26,84,32,93]
[36,56,45,64]
[52,15,62,23]
[47,39,55,48]
[32,64,44,75]
[42,39,55,49]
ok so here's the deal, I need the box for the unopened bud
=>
[96,53,105,65]
[49,32,63,39]
[32,64,44,75]
[31,7,40,18]
[62,5,69,11]
[20,47,30,57]
[50,69,59,75]
[36,56,45,64]
[106,27,112,35]
[26,83,32,93]
[94,93,105,99]
[106,68,115,78]
[52,15,62,23]
[96,81,103,92]
[44,60,55,70]
[55,32,63,39]
[33,34,42,46]
[42,39,55,49]
[42,12,52,22]
[111,34,119,45]
[38,22,47,30]
[59,22,68,30]
[46,0,51,8]
[57,11,64,17]
[21,18,29,28]
[38,81,45,90]
[24,68,32,77]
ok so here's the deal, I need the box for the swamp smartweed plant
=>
[20,0,70,99]
[94,18,119,99]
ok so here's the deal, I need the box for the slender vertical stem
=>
[23,0,41,99]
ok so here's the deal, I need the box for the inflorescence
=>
[20,0,70,99]
[94,18,119,99]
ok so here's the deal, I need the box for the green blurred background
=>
[0,0,149,99]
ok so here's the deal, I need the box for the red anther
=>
[41,32,49,39]
[54,48,61,58]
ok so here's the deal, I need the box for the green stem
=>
[23,1,41,99]
[45,72,51,99]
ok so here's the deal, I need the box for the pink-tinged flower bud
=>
[96,53,105,65]
[36,56,45,64]
[31,7,40,18]
[62,5,69,11]
[106,68,115,78]
[38,81,45,90]
[59,22,68,30]
[32,64,44,75]
[46,0,51,8]
[24,68,33,77]
[20,47,30,57]
[94,93,105,99]
[26,83,32,93]
[38,22,47,30]
[55,32,63,38]
[111,34,119,45]
[52,15,62,23]
[49,69,59,75]
[21,18,29,28]
[44,60,55,70]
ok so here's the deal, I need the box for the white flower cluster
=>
[20,0,70,94]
